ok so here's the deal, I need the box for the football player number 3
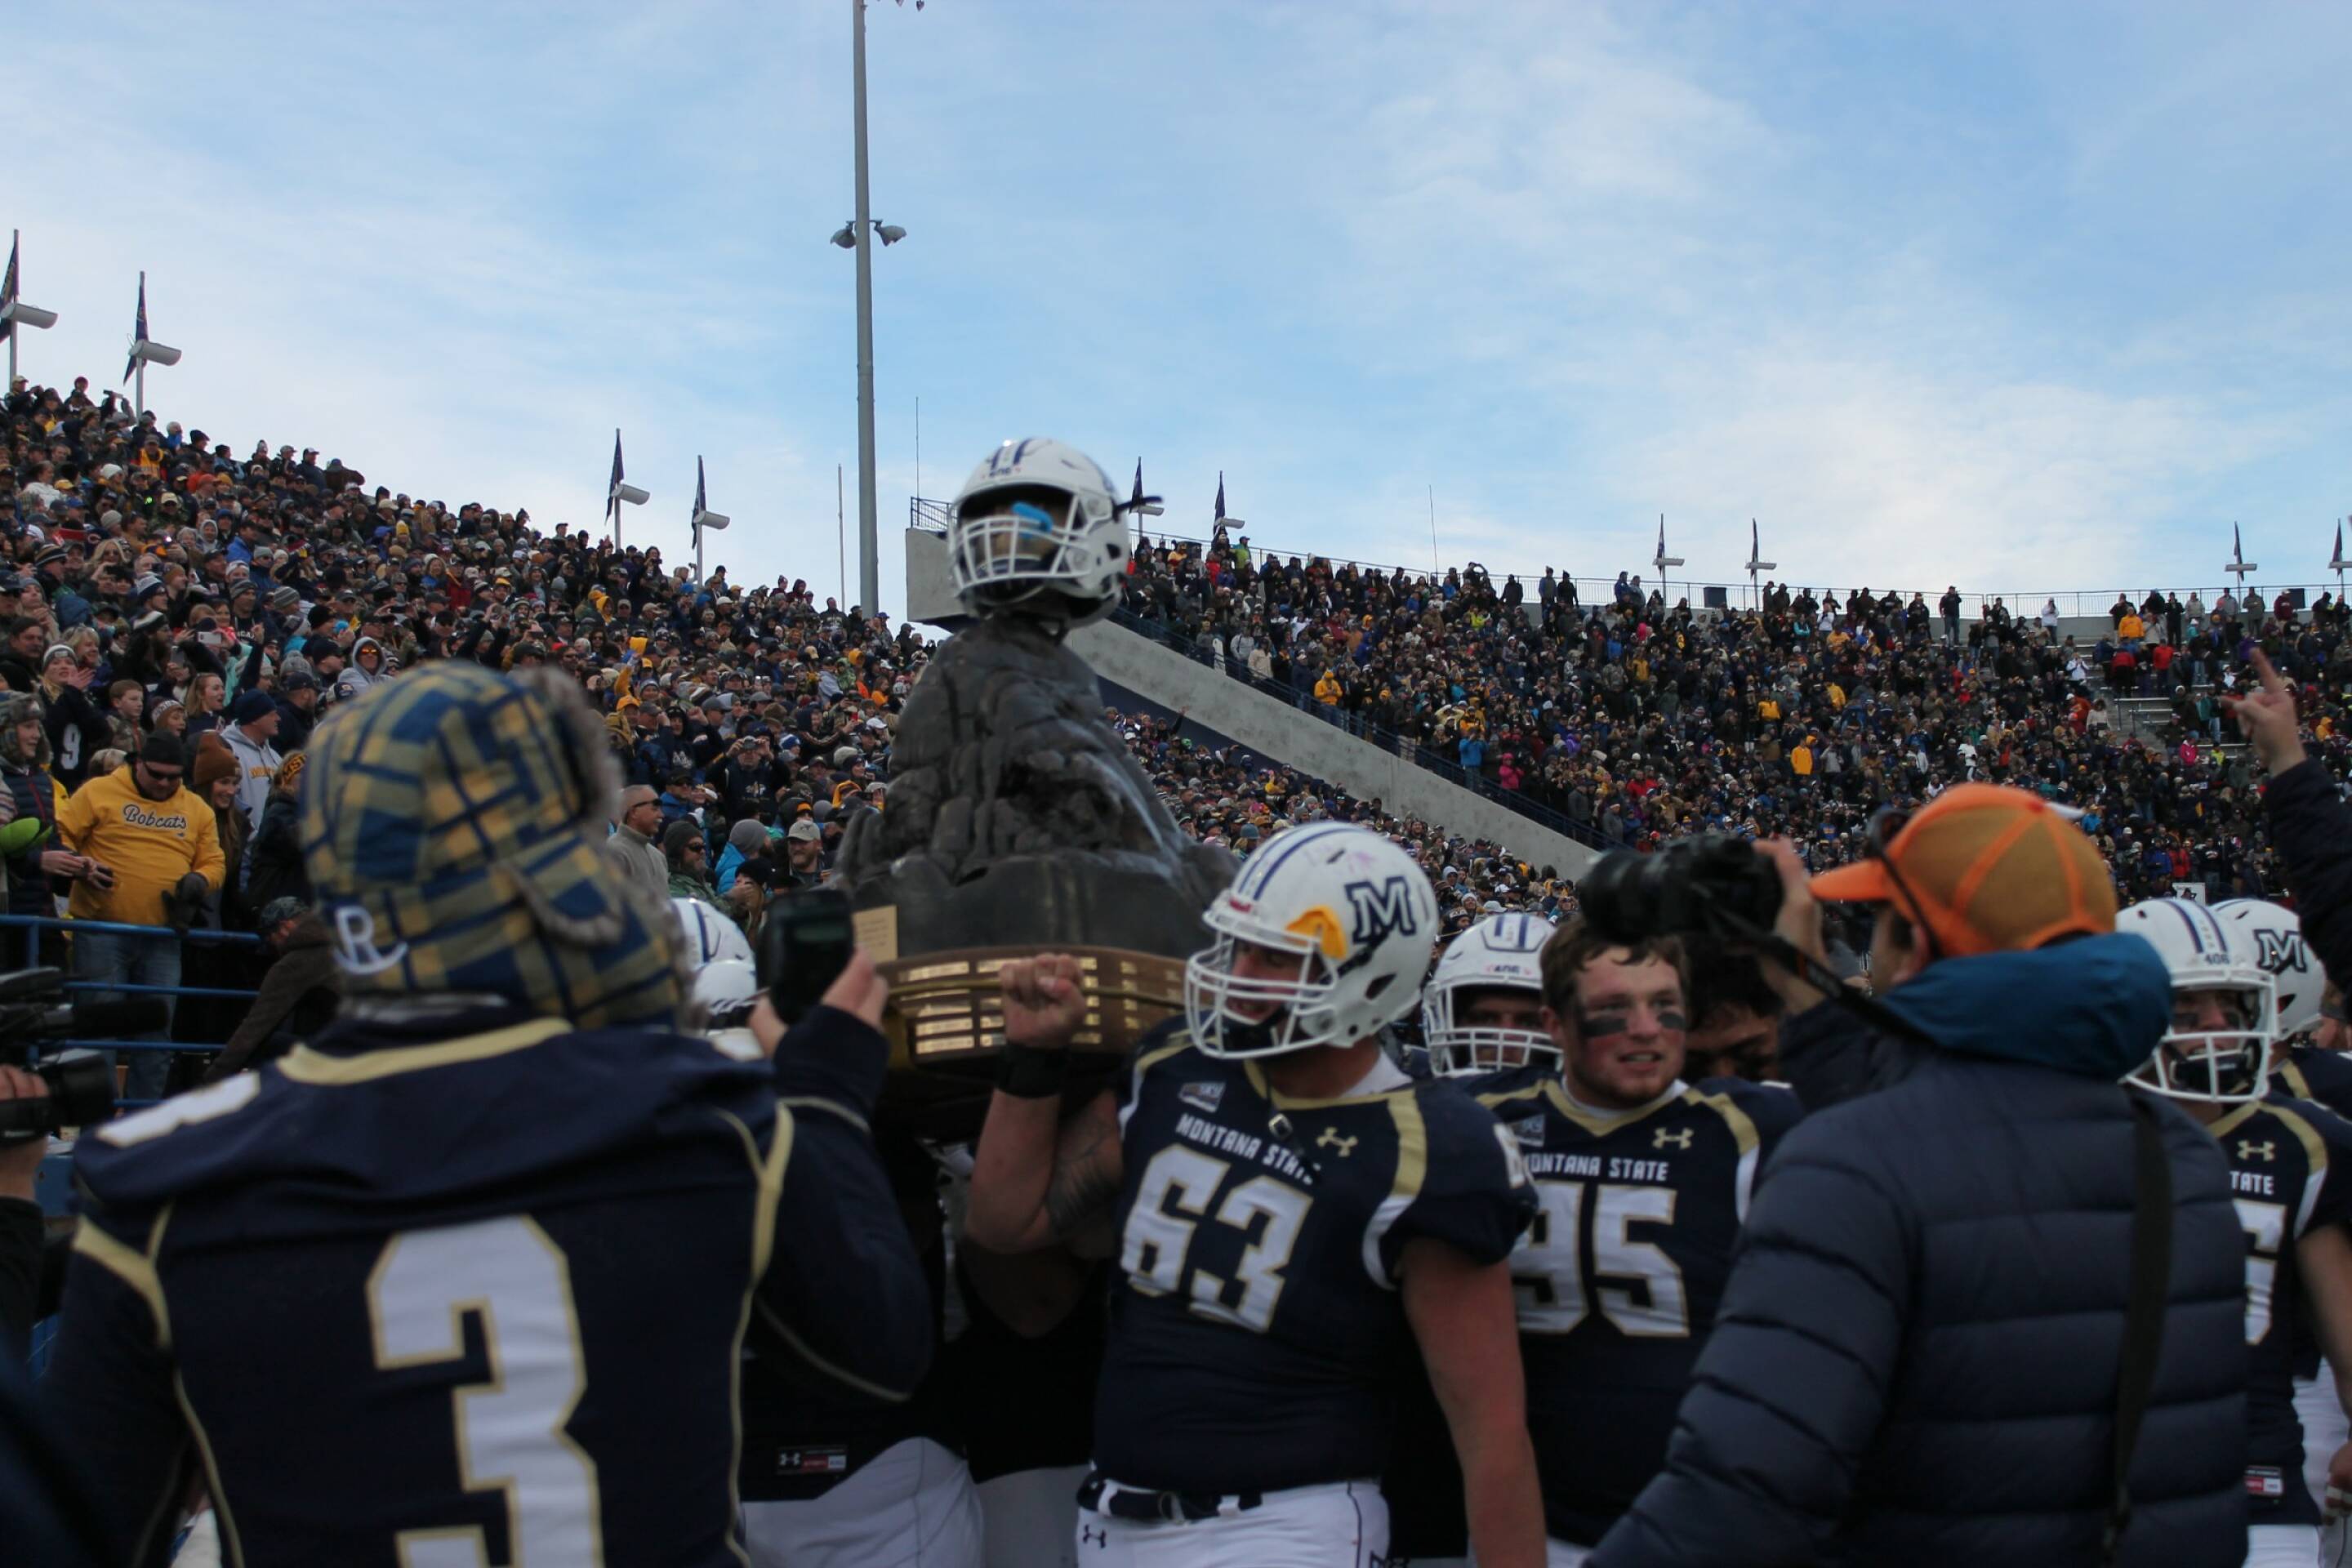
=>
[1122,1145,1310,1333]
[368,1216,605,1566]
[1515,1179,1689,1337]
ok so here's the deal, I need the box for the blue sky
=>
[13,1,2352,618]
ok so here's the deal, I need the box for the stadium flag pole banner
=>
[1214,471,1226,523]
[122,271,146,386]
[693,456,706,582]
[606,429,625,546]
[2227,521,2259,598]
[2330,519,2348,600]
[1,232,15,386]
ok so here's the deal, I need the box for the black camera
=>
[0,1052,116,1144]
[760,889,857,1026]
[1578,833,1785,944]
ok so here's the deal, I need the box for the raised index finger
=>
[2252,647,2290,701]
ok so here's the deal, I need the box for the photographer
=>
[1588,791,2247,1568]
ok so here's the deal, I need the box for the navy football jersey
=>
[42,1004,929,1568]
[1477,1074,1802,1547]
[2274,1047,2352,1123]
[2213,1096,2352,1524]
[1094,1022,1536,1495]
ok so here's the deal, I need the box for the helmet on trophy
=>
[947,438,1133,629]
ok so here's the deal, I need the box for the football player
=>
[39,665,933,1566]
[967,822,1544,1567]
[1475,916,1802,1565]
[1385,911,1560,1565]
[2122,897,2352,1567]
[2218,900,2352,1118]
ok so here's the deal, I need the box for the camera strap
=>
[1704,911,1937,1048]
[2105,1088,2172,1566]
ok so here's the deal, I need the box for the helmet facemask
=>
[2130,980,2276,1103]
[1426,982,1559,1078]
[949,481,1117,624]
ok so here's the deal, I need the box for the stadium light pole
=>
[843,0,920,624]
[2,231,60,389]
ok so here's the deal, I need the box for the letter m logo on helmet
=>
[1345,875,1420,947]
[2254,929,2308,978]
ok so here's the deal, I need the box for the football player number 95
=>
[367,1215,606,1566]
[1515,1180,1689,1338]
[1122,1145,1312,1334]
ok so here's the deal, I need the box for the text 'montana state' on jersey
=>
[2216,1094,2352,1527]
[40,1005,903,1568]
[1478,1073,1802,1548]
[1094,1020,1535,1497]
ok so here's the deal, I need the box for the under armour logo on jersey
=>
[1655,1126,1695,1151]
[1344,875,1420,945]
[2254,929,2310,976]
[2238,1139,2277,1162]
[1316,1127,1359,1158]
[1080,1525,1109,1548]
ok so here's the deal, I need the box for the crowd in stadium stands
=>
[1119,524,2352,904]
[7,362,2350,1075]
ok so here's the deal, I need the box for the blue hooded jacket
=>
[1593,934,2248,1567]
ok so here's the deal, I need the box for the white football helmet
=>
[2216,899,2323,1043]
[674,897,758,1022]
[1425,912,1557,1078]
[2119,897,2278,1102]
[1185,822,1439,1059]
[947,437,1130,626]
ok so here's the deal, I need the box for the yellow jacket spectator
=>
[57,738,225,924]
[54,733,225,1102]
[2118,611,2145,642]
[1314,670,1343,707]
[1791,739,1815,777]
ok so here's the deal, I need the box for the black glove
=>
[163,872,211,936]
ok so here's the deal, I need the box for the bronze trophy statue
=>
[832,438,1234,1138]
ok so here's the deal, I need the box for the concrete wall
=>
[1066,620,1598,877]
[905,527,1595,874]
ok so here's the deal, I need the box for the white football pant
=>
[2244,1522,2318,1567]
[1076,1477,1386,1567]
[1463,1540,1586,1566]
[979,1463,1089,1568]
[742,1437,983,1568]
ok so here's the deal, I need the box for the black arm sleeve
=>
[752,1005,933,1404]
[0,1198,41,1361]
[2266,760,2352,993]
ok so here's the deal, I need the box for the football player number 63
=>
[1122,1145,1311,1333]
[368,1215,606,1565]
[1515,1179,1689,1337]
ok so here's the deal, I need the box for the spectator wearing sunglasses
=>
[1592,786,2247,1568]
[53,731,224,1101]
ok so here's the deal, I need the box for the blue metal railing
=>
[2,915,262,1108]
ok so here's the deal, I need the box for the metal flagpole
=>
[838,464,848,608]
[851,0,880,620]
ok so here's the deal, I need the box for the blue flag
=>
[606,430,625,524]
[1750,518,1758,562]
[123,273,148,384]
[1214,472,1226,523]
[693,455,708,523]
[2336,520,2344,568]
[2234,521,2243,566]
[1130,460,1144,510]
[0,234,17,345]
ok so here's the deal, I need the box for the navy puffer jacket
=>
[1593,934,2247,1567]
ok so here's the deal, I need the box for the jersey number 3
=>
[1122,1145,1311,1333]
[1513,1179,1689,1338]
[367,1215,606,1566]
